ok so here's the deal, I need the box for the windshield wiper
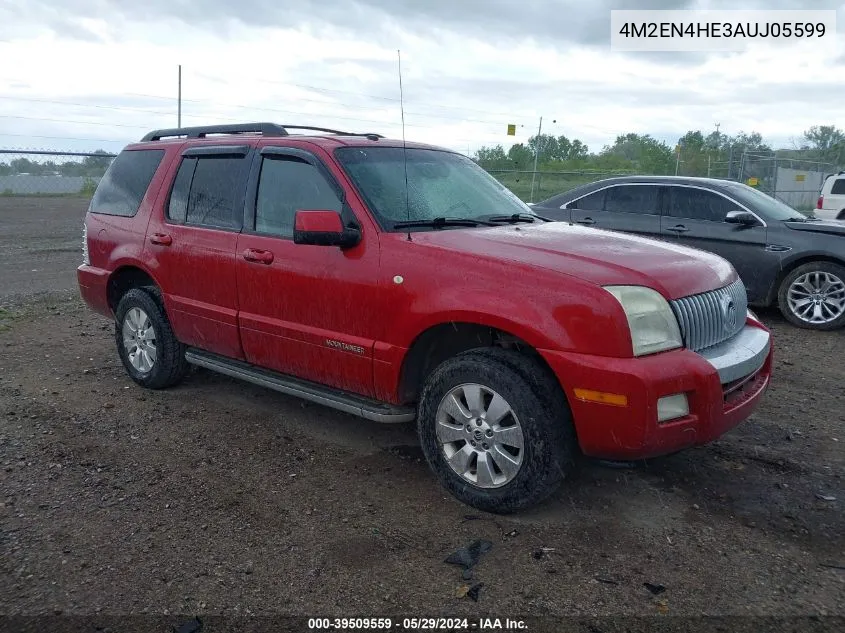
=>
[483,213,541,224]
[392,216,495,229]
[785,216,809,222]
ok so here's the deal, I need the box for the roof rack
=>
[140,122,384,142]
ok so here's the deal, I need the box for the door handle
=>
[576,217,596,226]
[149,233,172,246]
[667,224,690,234]
[242,248,274,265]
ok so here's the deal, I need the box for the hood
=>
[785,219,845,236]
[411,222,737,300]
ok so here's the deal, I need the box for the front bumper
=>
[539,320,772,460]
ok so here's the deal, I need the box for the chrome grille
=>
[671,278,748,352]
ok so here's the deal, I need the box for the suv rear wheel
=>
[417,348,577,513]
[778,261,845,330]
[115,287,189,389]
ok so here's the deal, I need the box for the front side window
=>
[335,147,532,230]
[603,185,659,214]
[667,187,735,222]
[89,149,164,217]
[254,156,342,237]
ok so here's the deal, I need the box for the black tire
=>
[777,261,845,331]
[114,287,189,389]
[417,347,578,514]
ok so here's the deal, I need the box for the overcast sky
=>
[0,0,843,156]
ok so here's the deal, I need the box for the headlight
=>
[604,285,683,356]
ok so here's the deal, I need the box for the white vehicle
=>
[816,172,845,220]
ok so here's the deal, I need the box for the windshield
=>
[334,146,533,230]
[723,182,813,222]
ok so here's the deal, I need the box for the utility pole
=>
[674,141,681,176]
[529,116,542,203]
[177,65,182,128]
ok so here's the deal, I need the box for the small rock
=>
[692,504,700,510]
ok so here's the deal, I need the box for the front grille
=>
[671,278,747,352]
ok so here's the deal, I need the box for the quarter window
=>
[831,178,845,195]
[89,149,164,217]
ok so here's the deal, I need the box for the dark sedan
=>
[531,176,845,330]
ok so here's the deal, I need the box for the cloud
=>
[0,0,843,155]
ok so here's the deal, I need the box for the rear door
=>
[145,145,252,359]
[659,185,773,300]
[569,184,663,238]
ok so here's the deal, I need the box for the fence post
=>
[772,158,778,201]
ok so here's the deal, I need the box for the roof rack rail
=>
[280,125,383,140]
[140,123,384,142]
[140,123,288,142]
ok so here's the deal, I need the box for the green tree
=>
[507,143,534,170]
[601,133,674,174]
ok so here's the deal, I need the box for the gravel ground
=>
[0,197,843,627]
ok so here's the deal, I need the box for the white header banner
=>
[610,10,838,52]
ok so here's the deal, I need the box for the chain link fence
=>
[487,169,637,203]
[735,154,837,212]
[0,150,116,197]
[0,148,838,213]
[680,153,838,212]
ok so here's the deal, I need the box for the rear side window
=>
[89,149,164,217]
[254,156,342,238]
[831,178,845,195]
[604,185,659,214]
[167,155,247,230]
[570,190,605,210]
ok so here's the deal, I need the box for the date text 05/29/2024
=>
[307,618,528,630]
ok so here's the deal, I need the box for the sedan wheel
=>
[778,262,845,330]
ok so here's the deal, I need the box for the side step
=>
[184,348,416,424]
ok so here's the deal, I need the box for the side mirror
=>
[293,210,361,248]
[725,210,759,226]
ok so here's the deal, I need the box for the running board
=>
[184,348,416,424]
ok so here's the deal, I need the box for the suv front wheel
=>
[114,287,189,389]
[417,348,577,513]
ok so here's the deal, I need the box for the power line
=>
[0,114,150,129]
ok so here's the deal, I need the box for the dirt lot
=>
[0,198,843,626]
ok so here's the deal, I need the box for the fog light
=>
[657,393,689,422]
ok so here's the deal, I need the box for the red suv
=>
[78,123,773,513]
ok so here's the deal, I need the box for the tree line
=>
[0,151,114,177]
[474,125,845,176]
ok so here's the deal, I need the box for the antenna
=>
[398,49,411,241]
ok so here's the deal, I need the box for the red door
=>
[145,146,252,359]
[234,145,381,397]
